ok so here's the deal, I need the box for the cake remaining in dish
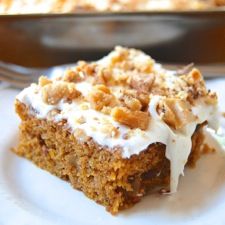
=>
[14,46,219,214]
[1,0,225,14]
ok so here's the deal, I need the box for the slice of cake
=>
[14,46,219,214]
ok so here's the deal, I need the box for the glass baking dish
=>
[0,11,225,67]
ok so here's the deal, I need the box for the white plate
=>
[1,80,225,225]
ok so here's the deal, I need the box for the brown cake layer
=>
[14,100,208,214]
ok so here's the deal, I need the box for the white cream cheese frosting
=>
[16,82,219,193]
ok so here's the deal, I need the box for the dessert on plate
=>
[14,46,219,214]
[0,0,225,14]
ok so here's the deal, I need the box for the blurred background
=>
[0,0,225,67]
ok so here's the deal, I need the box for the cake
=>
[14,46,219,214]
[0,0,225,14]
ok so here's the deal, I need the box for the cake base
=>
[14,100,208,214]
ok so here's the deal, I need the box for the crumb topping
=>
[36,46,217,132]
[157,98,196,129]
[87,84,117,111]
[41,81,81,105]
[111,107,150,130]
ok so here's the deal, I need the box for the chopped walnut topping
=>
[63,69,84,83]
[119,94,142,111]
[94,67,113,85]
[122,131,135,140]
[158,98,196,129]
[87,84,117,111]
[130,73,155,93]
[111,127,120,138]
[63,61,97,83]
[138,93,150,109]
[94,84,111,94]
[122,133,130,140]
[138,61,154,74]
[79,103,90,110]
[101,106,112,115]
[34,46,217,132]
[76,61,97,76]
[100,123,120,138]
[42,81,81,105]
[76,116,86,124]
[110,46,129,66]
[38,76,52,87]
[111,107,150,130]
[46,109,61,120]
[108,46,154,74]
[204,91,218,105]
[181,68,217,104]
[121,89,150,110]
[186,68,203,84]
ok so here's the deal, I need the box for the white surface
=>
[0,79,225,225]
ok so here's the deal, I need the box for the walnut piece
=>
[76,116,86,124]
[109,46,154,74]
[100,123,120,138]
[130,73,155,93]
[93,67,113,85]
[38,76,52,87]
[204,91,218,105]
[110,46,129,66]
[87,84,117,111]
[76,61,96,75]
[111,107,150,130]
[119,94,142,111]
[63,69,84,82]
[186,68,203,84]
[46,109,61,120]
[159,98,196,129]
[63,61,97,82]
[101,106,112,115]
[121,89,150,110]
[42,81,81,105]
